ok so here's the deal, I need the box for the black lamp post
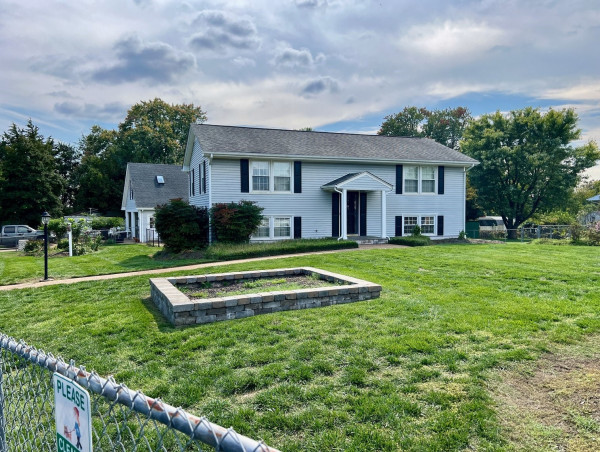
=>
[41,211,50,281]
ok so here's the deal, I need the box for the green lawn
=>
[0,239,356,285]
[0,243,598,451]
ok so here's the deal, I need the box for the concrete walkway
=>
[0,244,398,292]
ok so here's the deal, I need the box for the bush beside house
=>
[154,199,209,253]
[210,201,264,243]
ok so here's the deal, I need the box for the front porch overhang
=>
[321,172,393,240]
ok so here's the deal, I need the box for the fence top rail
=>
[0,333,280,452]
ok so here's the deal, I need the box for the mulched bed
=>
[181,275,340,299]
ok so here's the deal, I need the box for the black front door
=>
[347,191,359,235]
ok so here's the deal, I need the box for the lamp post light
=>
[41,211,50,281]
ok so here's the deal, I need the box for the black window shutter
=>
[294,161,302,193]
[438,166,445,195]
[437,215,444,236]
[240,159,249,193]
[396,165,403,194]
[359,192,367,236]
[294,217,302,239]
[395,216,403,236]
[192,168,195,195]
[203,160,207,193]
[332,192,340,237]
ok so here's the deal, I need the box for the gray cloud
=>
[29,55,82,80]
[54,101,126,119]
[273,46,325,68]
[294,0,326,8]
[300,76,339,97]
[189,10,260,52]
[92,35,195,84]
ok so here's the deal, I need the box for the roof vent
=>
[156,175,165,184]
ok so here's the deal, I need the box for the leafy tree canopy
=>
[118,98,207,164]
[74,99,207,214]
[0,121,64,226]
[461,107,600,231]
[378,106,472,150]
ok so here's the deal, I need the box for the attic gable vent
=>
[156,175,165,184]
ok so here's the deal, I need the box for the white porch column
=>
[125,212,130,237]
[381,190,387,238]
[131,212,136,239]
[341,189,348,240]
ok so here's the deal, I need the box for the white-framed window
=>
[274,217,291,238]
[403,166,437,194]
[251,161,292,193]
[252,161,270,191]
[273,162,291,191]
[421,167,435,193]
[252,215,293,240]
[421,216,435,234]
[403,216,418,235]
[404,215,436,235]
[404,167,419,193]
[255,217,270,238]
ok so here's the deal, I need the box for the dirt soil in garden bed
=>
[180,275,343,299]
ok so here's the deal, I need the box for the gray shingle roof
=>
[128,163,188,209]
[190,124,478,165]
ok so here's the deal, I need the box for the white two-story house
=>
[183,124,478,242]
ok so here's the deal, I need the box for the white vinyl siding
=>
[205,159,466,240]
[188,140,210,209]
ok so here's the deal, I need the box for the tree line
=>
[1,100,597,231]
[378,106,600,231]
[0,98,206,227]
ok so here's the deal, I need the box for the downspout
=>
[334,187,343,241]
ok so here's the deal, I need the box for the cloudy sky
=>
[1,0,599,176]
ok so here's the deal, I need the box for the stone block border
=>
[150,267,381,326]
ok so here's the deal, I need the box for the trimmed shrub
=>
[91,216,125,230]
[48,219,68,239]
[23,239,44,255]
[210,201,264,243]
[154,199,209,253]
[389,236,431,247]
[204,238,358,260]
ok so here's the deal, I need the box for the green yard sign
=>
[53,373,93,452]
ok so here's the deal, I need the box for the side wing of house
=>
[187,139,210,209]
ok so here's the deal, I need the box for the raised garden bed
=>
[150,267,381,326]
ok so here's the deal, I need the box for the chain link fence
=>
[0,333,279,452]
[477,225,576,242]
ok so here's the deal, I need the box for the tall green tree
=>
[54,142,81,213]
[0,121,64,226]
[72,126,122,214]
[461,107,600,233]
[422,107,471,150]
[118,98,207,164]
[378,106,428,137]
[74,99,207,214]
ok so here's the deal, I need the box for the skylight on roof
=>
[156,175,165,184]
